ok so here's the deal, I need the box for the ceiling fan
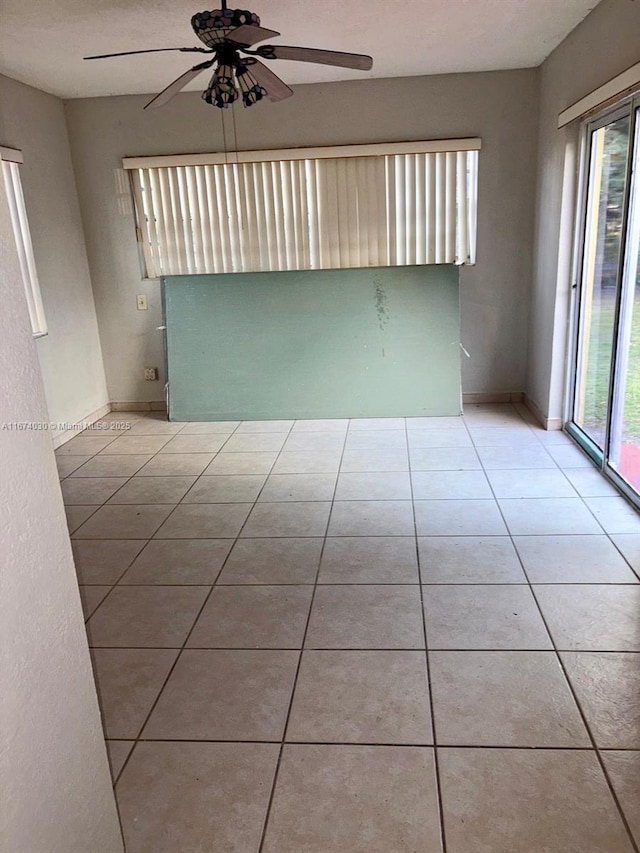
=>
[84,7,373,110]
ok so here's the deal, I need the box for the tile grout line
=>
[106,737,640,750]
[60,416,179,481]
[109,418,295,788]
[63,420,161,853]
[525,419,640,551]
[406,416,448,853]
[545,455,640,581]
[67,417,221,539]
[527,583,640,853]
[473,413,639,593]
[110,421,252,584]
[544,440,640,580]
[106,419,263,597]
[465,411,640,570]
[86,417,271,784]
[73,410,639,845]
[78,580,638,584]
[74,528,636,540]
[75,418,204,622]
[67,413,241,488]
[81,542,146,621]
[464,408,640,853]
[87,645,640,653]
[70,416,625,598]
[65,502,108,536]
[256,419,350,853]
[609,538,640,582]
[71,411,638,629]
[75,415,387,778]
[83,581,640,587]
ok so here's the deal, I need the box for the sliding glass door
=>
[569,96,640,505]
[609,117,640,491]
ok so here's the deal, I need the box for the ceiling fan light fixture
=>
[191,8,261,46]
[236,65,267,107]
[202,64,238,107]
[87,9,372,112]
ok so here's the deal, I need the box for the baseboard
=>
[110,401,167,412]
[53,401,169,446]
[51,402,112,449]
[462,392,524,404]
[523,394,563,431]
[114,396,530,415]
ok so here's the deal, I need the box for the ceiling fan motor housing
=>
[191,8,261,47]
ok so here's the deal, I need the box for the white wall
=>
[0,172,123,852]
[527,0,640,423]
[0,75,109,437]
[64,69,539,403]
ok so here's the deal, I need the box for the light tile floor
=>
[57,404,640,853]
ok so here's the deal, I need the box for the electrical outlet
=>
[144,367,158,381]
[136,294,148,310]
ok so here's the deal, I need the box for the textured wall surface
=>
[0,179,123,851]
[0,74,109,436]
[65,68,539,403]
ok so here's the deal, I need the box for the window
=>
[1,147,47,337]
[125,139,480,278]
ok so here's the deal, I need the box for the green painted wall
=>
[163,265,461,421]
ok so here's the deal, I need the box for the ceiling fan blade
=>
[245,59,293,102]
[144,60,214,110]
[84,47,205,60]
[257,45,373,71]
[227,23,280,47]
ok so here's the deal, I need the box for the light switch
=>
[136,294,148,310]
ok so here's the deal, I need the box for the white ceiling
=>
[1,0,599,99]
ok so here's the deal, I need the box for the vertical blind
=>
[125,140,480,278]
[1,149,48,337]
